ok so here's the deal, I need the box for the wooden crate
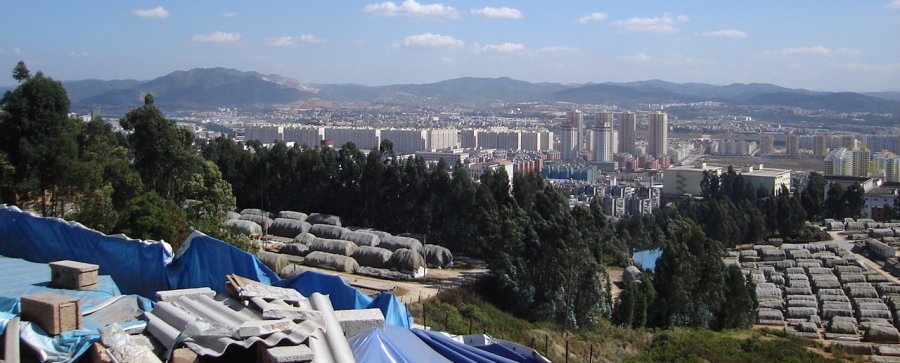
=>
[21,293,82,335]
[50,260,99,290]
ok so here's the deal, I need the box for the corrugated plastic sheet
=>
[144,293,322,357]
[274,272,413,328]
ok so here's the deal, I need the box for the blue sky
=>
[1,1,898,91]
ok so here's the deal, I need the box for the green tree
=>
[843,182,865,219]
[116,192,189,245]
[0,67,78,215]
[801,173,826,221]
[12,61,29,82]
[825,183,845,219]
[120,94,197,200]
[716,265,757,329]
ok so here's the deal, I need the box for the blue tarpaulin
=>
[349,326,452,363]
[412,329,520,363]
[0,205,413,325]
[0,206,171,298]
[166,231,280,293]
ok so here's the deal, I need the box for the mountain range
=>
[3,67,899,114]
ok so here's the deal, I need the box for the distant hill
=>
[552,83,703,105]
[5,68,897,114]
[78,68,315,110]
[744,92,900,113]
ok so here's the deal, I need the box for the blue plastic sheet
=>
[274,271,414,328]
[166,231,279,294]
[19,321,98,363]
[412,329,519,363]
[477,344,532,363]
[349,327,411,363]
[0,207,279,298]
[0,206,171,298]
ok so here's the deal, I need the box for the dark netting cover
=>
[310,224,348,239]
[307,213,342,227]
[269,218,311,238]
[303,251,359,273]
[226,211,241,220]
[422,245,453,268]
[390,248,425,272]
[380,235,423,253]
[239,214,273,230]
[352,246,393,269]
[356,266,415,280]
[224,219,262,236]
[257,250,291,277]
[865,325,900,343]
[294,232,317,245]
[359,228,393,239]
[278,210,308,221]
[341,230,381,247]
[240,208,273,219]
[281,243,309,256]
[309,237,358,256]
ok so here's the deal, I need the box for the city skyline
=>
[0,1,898,91]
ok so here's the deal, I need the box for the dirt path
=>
[289,263,489,304]
[606,266,624,306]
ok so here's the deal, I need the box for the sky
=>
[1,1,899,91]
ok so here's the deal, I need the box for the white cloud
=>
[620,53,652,62]
[398,33,464,48]
[471,7,522,19]
[222,12,238,17]
[68,50,90,58]
[889,0,900,8]
[539,46,578,54]
[191,31,241,43]
[133,6,170,19]
[364,0,458,19]
[13,47,22,56]
[479,42,526,54]
[578,12,608,24]
[613,12,689,33]
[440,57,457,64]
[662,53,715,65]
[265,35,325,47]
[773,45,862,57]
[701,29,747,38]
[829,62,900,72]
[0,48,4,55]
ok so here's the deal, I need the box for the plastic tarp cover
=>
[0,256,122,314]
[167,231,280,294]
[273,271,413,328]
[19,321,99,363]
[0,206,172,298]
[350,326,453,363]
[412,329,519,363]
[476,344,532,363]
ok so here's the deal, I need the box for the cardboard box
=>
[50,260,99,290]
[21,293,82,335]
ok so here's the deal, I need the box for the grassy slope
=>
[410,287,841,363]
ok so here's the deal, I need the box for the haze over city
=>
[1,0,899,91]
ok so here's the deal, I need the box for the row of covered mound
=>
[224,208,453,279]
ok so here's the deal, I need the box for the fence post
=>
[565,339,569,363]
[530,336,535,349]
[468,318,473,335]
[590,344,593,363]
[444,311,449,330]
[544,335,548,354]
[423,302,427,330]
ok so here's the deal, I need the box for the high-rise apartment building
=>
[824,148,853,176]
[559,115,580,160]
[567,110,585,152]
[591,112,613,162]
[786,134,800,156]
[852,150,871,177]
[648,112,668,157]
[760,134,775,155]
[840,135,857,151]
[813,133,828,157]
[886,157,900,183]
[619,111,636,155]
[283,126,323,147]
